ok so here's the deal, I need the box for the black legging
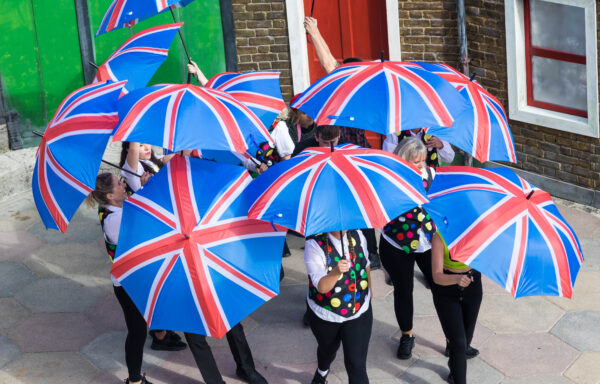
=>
[114,285,147,383]
[379,235,433,332]
[432,271,482,384]
[308,306,373,384]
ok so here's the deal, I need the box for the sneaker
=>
[397,334,415,359]
[444,343,479,359]
[311,369,328,384]
[150,332,187,351]
[125,373,153,384]
[236,367,268,384]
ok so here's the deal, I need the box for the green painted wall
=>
[0,0,226,148]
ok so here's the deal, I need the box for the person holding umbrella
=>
[383,128,455,169]
[430,233,481,384]
[86,172,155,384]
[305,230,373,384]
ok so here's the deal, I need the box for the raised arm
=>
[187,60,209,86]
[304,17,339,74]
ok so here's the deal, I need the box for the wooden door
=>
[304,0,388,148]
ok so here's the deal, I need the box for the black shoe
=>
[311,369,328,384]
[150,332,187,351]
[447,372,454,384]
[397,334,415,359]
[236,367,268,384]
[444,343,479,359]
[125,373,153,384]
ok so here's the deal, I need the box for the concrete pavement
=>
[0,191,598,384]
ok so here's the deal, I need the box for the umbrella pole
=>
[310,0,316,17]
[170,8,192,64]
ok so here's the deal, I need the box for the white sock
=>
[317,368,329,377]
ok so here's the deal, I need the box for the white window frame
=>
[285,0,401,94]
[505,0,599,138]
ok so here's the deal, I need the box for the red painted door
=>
[304,0,388,148]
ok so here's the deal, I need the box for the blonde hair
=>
[394,137,427,162]
[278,107,301,126]
[84,172,115,208]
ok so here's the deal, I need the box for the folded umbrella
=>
[111,155,286,337]
[425,166,583,298]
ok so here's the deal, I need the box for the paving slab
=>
[84,293,128,333]
[564,352,600,384]
[0,335,21,369]
[0,230,43,262]
[397,356,454,383]
[14,277,104,313]
[551,311,600,351]
[546,271,600,312]
[0,262,36,297]
[481,274,509,295]
[479,333,579,377]
[27,206,102,244]
[21,241,109,281]
[8,312,99,352]
[577,238,600,272]
[0,194,38,232]
[478,294,564,333]
[1,351,99,384]
[249,284,309,325]
[500,375,574,384]
[81,330,176,372]
[245,322,317,364]
[0,298,30,332]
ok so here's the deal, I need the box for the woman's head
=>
[119,142,162,174]
[394,137,427,171]
[282,107,315,133]
[85,173,127,208]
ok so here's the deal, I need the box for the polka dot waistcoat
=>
[307,231,369,318]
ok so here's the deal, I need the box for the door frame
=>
[285,0,401,95]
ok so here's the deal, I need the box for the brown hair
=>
[85,173,115,208]
[315,125,340,141]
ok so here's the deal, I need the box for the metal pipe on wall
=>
[457,0,473,166]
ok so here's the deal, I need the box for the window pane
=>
[532,56,587,111]
[530,0,585,55]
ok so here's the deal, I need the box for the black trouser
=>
[361,228,379,258]
[114,285,147,382]
[308,306,373,384]
[432,271,482,384]
[184,323,256,384]
[379,235,433,332]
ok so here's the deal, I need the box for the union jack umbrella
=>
[206,71,286,130]
[96,0,193,36]
[94,23,182,95]
[245,144,429,236]
[413,62,517,163]
[112,84,273,164]
[112,155,286,337]
[425,166,583,298]
[32,81,127,233]
[290,61,470,135]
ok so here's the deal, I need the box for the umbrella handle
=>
[101,160,142,178]
[310,0,316,17]
[170,8,192,63]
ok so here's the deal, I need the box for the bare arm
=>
[187,61,208,86]
[431,233,472,287]
[304,17,339,74]
[126,142,140,171]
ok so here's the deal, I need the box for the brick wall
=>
[399,0,600,189]
[230,0,600,189]
[232,0,294,101]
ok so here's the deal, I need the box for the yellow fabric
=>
[439,233,469,270]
